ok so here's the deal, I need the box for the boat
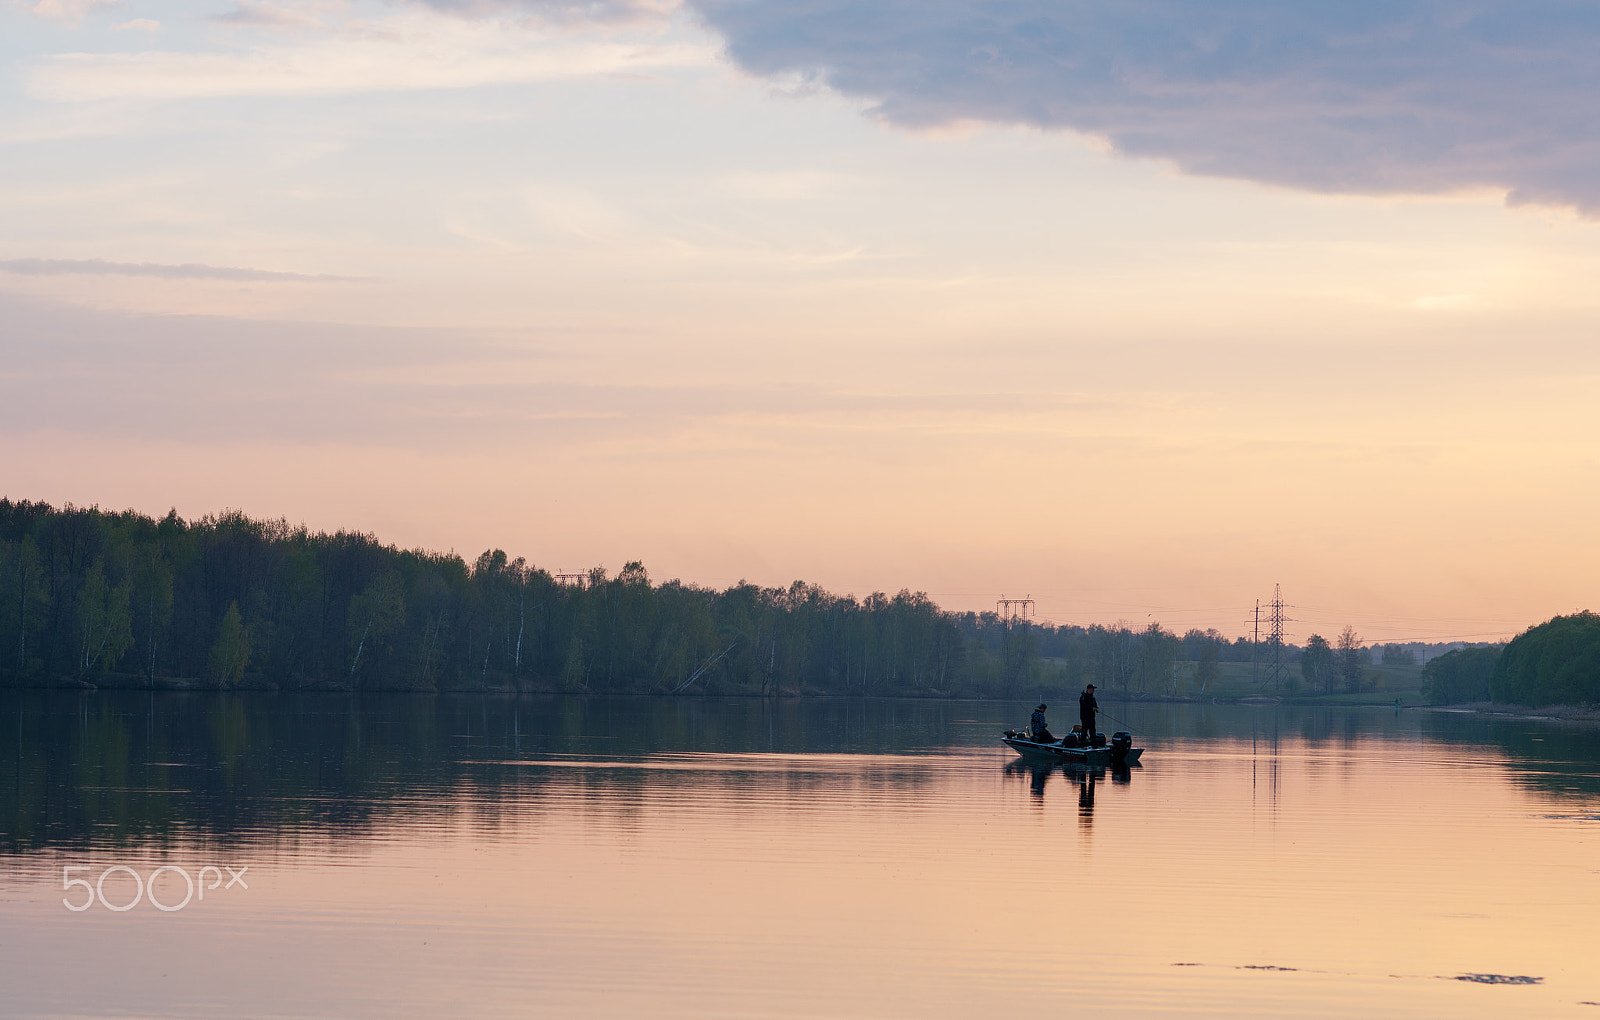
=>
[1001,729,1143,767]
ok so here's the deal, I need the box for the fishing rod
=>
[1095,706,1133,731]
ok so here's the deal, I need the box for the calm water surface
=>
[3,693,1600,1018]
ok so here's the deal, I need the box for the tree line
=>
[1420,611,1600,707]
[1,500,1237,697]
[12,499,1534,701]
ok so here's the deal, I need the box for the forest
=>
[1488,611,1600,707]
[6,499,1540,701]
[1,500,1258,698]
[1417,612,1600,707]
[1419,646,1502,705]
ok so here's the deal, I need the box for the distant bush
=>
[1381,644,1416,666]
[1420,646,1501,705]
[1490,612,1600,707]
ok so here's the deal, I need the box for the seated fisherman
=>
[1030,704,1055,742]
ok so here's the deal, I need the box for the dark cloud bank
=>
[689,0,1600,211]
[427,0,1600,213]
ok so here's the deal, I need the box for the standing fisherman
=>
[1079,684,1099,742]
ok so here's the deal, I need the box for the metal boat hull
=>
[1001,736,1142,767]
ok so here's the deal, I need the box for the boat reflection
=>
[1003,758,1136,817]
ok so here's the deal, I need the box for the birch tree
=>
[77,559,133,676]
[1,536,49,674]
[1337,626,1366,693]
[209,601,251,686]
[347,572,406,686]
[129,545,173,682]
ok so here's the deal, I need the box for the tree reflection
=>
[1,692,983,852]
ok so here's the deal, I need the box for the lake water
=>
[3,693,1600,1019]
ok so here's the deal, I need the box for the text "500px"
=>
[63,865,249,912]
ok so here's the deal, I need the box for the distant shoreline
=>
[1418,701,1600,724]
[5,678,1593,722]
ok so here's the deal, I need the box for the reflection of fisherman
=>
[1030,704,1054,742]
[1079,685,1099,741]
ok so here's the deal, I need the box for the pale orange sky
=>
[3,1,1598,641]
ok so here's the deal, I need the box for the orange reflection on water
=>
[4,736,1600,1019]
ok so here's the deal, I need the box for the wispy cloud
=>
[687,0,1600,215]
[415,0,682,28]
[211,1,334,29]
[29,0,122,26]
[0,258,361,282]
[718,170,855,201]
[26,11,715,101]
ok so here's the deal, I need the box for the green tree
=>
[1492,612,1600,706]
[129,544,173,682]
[1336,627,1365,693]
[1195,640,1220,694]
[1381,643,1416,666]
[347,572,406,686]
[77,559,133,677]
[209,601,252,686]
[1139,622,1179,693]
[617,561,648,586]
[999,617,1037,697]
[1420,646,1500,704]
[559,631,587,691]
[1,536,50,675]
[1300,634,1334,693]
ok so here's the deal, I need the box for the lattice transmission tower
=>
[996,596,1036,621]
[1262,583,1294,691]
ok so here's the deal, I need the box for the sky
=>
[3,0,1599,642]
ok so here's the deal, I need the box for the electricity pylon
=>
[1262,583,1294,691]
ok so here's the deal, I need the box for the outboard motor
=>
[1110,731,1133,762]
[1091,732,1107,748]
